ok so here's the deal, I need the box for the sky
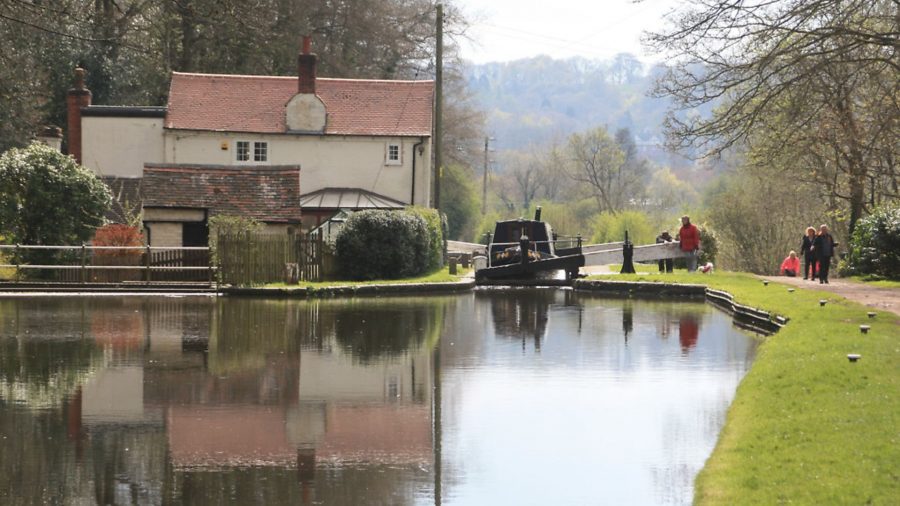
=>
[453,0,681,64]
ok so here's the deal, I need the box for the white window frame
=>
[235,140,268,164]
[385,142,402,166]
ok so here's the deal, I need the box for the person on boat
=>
[676,216,701,272]
[780,251,800,277]
[656,230,674,273]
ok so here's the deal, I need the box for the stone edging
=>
[573,279,787,335]
[222,278,476,298]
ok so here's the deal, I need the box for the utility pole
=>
[482,136,491,215]
[433,3,443,211]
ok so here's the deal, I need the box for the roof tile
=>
[166,73,434,137]
[142,164,301,223]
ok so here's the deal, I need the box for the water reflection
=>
[0,292,756,505]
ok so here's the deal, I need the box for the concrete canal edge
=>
[573,279,788,335]
[222,278,477,298]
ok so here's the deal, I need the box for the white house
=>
[68,37,434,246]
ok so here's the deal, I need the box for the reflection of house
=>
[66,37,434,246]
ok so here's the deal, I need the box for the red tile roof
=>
[165,72,434,136]
[142,164,301,223]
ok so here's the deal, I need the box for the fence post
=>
[208,247,213,285]
[145,244,152,284]
[81,243,87,283]
[14,244,20,283]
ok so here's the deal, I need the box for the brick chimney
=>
[298,35,317,94]
[36,125,63,152]
[66,67,92,164]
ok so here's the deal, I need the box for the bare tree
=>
[647,0,900,233]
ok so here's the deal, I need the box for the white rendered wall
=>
[82,117,165,177]
[163,131,432,207]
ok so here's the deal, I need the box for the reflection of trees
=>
[211,299,302,374]
[0,298,103,408]
[482,289,559,347]
[327,298,446,364]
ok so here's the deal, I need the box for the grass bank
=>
[261,266,471,290]
[587,270,899,504]
[844,275,900,289]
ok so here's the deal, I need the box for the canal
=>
[0,290,757,505]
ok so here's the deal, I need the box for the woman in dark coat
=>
[812,224,836,284]
[800,226,817,280]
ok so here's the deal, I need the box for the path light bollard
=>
[763,280,769,286]
[859,325,870,334]
[867,312,876,319]
[819,299,827,307]
[788,288,795,293]
[847,354,861,363]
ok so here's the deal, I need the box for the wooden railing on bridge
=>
[0,244,214,284]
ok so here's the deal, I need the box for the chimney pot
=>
[298,36,317,94]
[66,67,92,163]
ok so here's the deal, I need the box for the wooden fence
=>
[215,232,324,286]
[0,244,214,284]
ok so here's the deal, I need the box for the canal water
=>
[0,290,757,505]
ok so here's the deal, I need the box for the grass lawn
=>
[844,275,900,289]
[261,266,471,289]
[586,270,899,504]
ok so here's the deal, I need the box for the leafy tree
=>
[0,142,111,253]
[842,204,900,280]
[439,165,480,241]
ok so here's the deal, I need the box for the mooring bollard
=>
[763,280,769,286]
[449,257,458,275]
[788,288,795,293]
[859,325,870,334]
[819,299,827,307]
[847,354,861,363]
[867,312,876,319]
[461,254,470,268]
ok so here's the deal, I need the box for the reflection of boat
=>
[476,207,584,282]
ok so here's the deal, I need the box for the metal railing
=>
[0,244,215,284]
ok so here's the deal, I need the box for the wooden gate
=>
[215,232,323,286]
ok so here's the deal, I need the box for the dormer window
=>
[236,141,268,163]
[386,142,401,165]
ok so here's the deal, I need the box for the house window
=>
[386,142,401,165]
[236,141,268,163]
[254,142,268,162]
[236,141,250,161]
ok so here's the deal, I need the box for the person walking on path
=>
[800,226,817,280]
[676,216,701,272]
[780,251,800,277]
[656,230,674,273]
[812,224,837,284]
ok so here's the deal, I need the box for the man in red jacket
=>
[677,215,701,272]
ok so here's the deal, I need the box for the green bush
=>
[0,142,111,274]
[842,205,900,279]
[334,209,443,280]
[406,206,444,272]
[698,223,718,265]
[590,210,655,245]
